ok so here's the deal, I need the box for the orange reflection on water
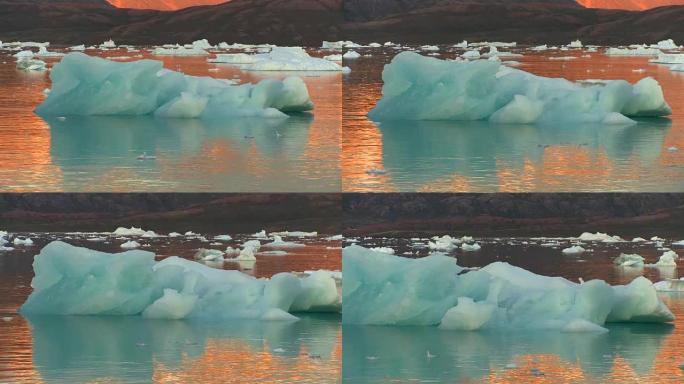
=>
[152,332,342,384]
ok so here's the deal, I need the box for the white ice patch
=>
[342,246,674,331]
[369,52,671,123]
[35,53,313,119]
[20,241,341,319]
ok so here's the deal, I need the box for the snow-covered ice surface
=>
[343,245,673,330]
[368,52,670,123]
[21,241,340,319]
[35,53,313,118]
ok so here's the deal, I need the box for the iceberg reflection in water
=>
[344,119,684,192]
[346,118,679,192]
[26,314,341,383]
[343,322,674,383]
[41,114,339,192]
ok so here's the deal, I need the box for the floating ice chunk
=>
[632,237,647,242]
[343,246,674,329]
[112,227,158,237]
[650,53,684,64]
[120,240,141,249]
[270,231,318,238]
[673,240,684,246]
[13,50,34,59]
[369,247,394,254]
[264,235,305,249]
[208,53,257,64]
[100,39,116,49]
[669,146,679,152]
[258,250,289,256]
[343,50,361,60]
[605,47,661,56]
[454,40,468,49]
[69,45,86,52]
[577,232,624,243]
[531,45,548,51]
[21,241,341,319]
[368,52,671,122]
[568,40,583,48]
[460,242,481,252]
[438,297,495,331]
[213,234,232,241]
[672,64,684,72]
[325,235,343,241]
[655,250,679,267]
[13,237,33,246]
[652,39,680,50]
[613,253,645,267]
[190,39,213,50]
[245,47,344,71]
[421,45,440,52]
[252,230,269,239]
[152,46,208,56]
[193,248,225,261]
[461,50,481,59]
[429,235,461,251]
[654,278,684,292]
[323,54,342,61]
[35,53,313,118]
[16,58,47,71]
[168,232,182,237]
[562,245,585,255]
[35,46,64,58]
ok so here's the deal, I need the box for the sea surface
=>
[0,232,342,383]
[0,48,341,192]
[343,236,684,383]
[343,46,684,192]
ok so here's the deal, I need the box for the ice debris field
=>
[20,241,341,320]
[368,51,671,124]
[342,245,675,332]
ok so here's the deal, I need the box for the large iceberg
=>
[21,241,340,320]
[35,53,313,119]
[368,52,671,124]
[342,246,674,332]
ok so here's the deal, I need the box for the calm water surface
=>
[343,236,684,383]
[343,46,684,192]
[0,47,341,192]
[0,232,342,383]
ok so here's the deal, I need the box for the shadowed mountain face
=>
[0,193,342,233]
[0,0,682,46]
[343,194,684,238]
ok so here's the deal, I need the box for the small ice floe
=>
[258,250,289,256]
[366,168,387,175]
[323,54,342,61]
[460,242,481,252]
[613,253,645,267]
[366,356,378,360]
[120,240,141,249]
[668,146,679,152]
[461,50,481,59]
[654,278,684,292]
[252,230,269,239]
[16,58,47,71]
[605,47,661,56]
[672,240,684,246]
[632,237,647,242]
[270,231,317,238]
[2,316,13,322]
[426,350,437,359]
[168,232,182,237]
[577,232,624,243]
[325,234,343,241]
[343,50,361,59]
[193,248,225,261]
[568,40,583,49]
[562,245,585,255]
[113,227,158,237]
[213,234,232,241]
[429,235,461,251]
[273,348,285,353]
[262,235,303,249]
[13,237,34,246]
[655,250,679,267]
[35,46,64,58]
[86,236,106,242]
[137,152,156,161]
[369,247,394,254]
[505,363,518,369]
[651,236,665,241]
[69,44,86,52]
